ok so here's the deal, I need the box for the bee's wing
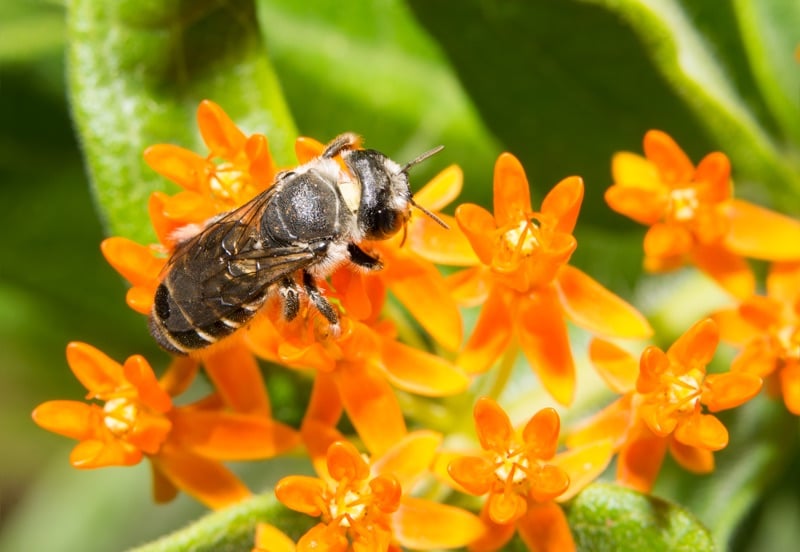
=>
[161,187,316,331]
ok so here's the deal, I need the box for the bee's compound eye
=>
[370,209,405,239]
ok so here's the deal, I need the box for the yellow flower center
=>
[103,397,139,436]
[662,367,703,415]
[494,448,530,485]
[777,325,800,360]
[668,188,699,222]
[502,218,542,256]
[328,487,367,528]
[209,162,248,202]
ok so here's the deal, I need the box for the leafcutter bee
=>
[149,133,445,355]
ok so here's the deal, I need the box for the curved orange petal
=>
[297,523,348,552]
[148,191,181,248]
[731,339,778,377]
[159,356,200,397]
[412,165,463,211]
[143,144,206,191]
[295,136,325,163]
[667,318,719,369]
[565,394,633,450]
[674,412,728,450]
[668,439,714,474]
[493,152,532,227]
[455,203,497,265]
[123,355,172,413]
[767,261,800,303]
[694,152,731,203]
[254,523,297,552]
[702,372,762,411]
[458,288,514,374]
[407,213,480,266]
[447,266,492,307]
[393,497,486,550]
[170,409,300,459]
[447,455,495,495]
[326,440,370,482]
[335,361,406,456]
[154,447,251,510]
[469,503,516,552]
[611,151,661,188]
[780,361,800,414]
[517,502,575,552]
[522,407,560,460]
[588,339,639,393]
[380,339,469,396]
[32,400,97,440]
[604,184,668,225]
[474,397,513,453]
[203,343,271,416]
[711,307,760,346]
[66,342,124,397]
[70,439,142,468]
[245,134,276,185]
[553,440,614,502]
[197,100,246,159]
[528,464,570,502]
[100,237,164,288]
[690,243,755,299]
[643,223,692,258]
[637,345,670,393]
[616,422,667,493]
[372,430,442,487]
[555,265,652,339]
[541,176,584,234]
[488,490,528,524]
[516,291,575,406]
[126,287,155,314]
[161,190,217,223]
[151,462,179,504]
[725,200,800,261]
[642,130,694,186]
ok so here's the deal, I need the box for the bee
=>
[149,133,445,355]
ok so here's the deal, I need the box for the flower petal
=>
[588,339,639,393]
[65,342,124,397]
[327,440,370,482]
[566,394,633,450]
[70,439,142,468]
[275,475,327,517]
[335,361,406,456]
[493,152,532,227]
[611,151,661,188]
[637,345,670,393]
[123,355,172,413]
[643,223,692,258]
[767,261,800,303]
[528,464,570,502]
[393,497,486,550]
[488,490,528,524]
[780,361,800,415]
[555,265,652,338]
[674,412,728,450]
[203,343,271,416]
[100,237,164,289]
[724,200,800,261]
[474,397,514,453]
[668,439,714,474]
[151,462,179,504]
[447,455,495,495]
[690,244,755,299]
[254,523,297,552]
[458,288,514,374]
[616,422,668,493]
[154,447,251,510]
[380,339,468,396]
[522,407,560,460]
[667,318,719,368]
[159,356,200,398]
[711,308,760,346]
[516,290,575,406]
[32,400,98,440]
[372,430,442,487]
[541,176,584,234]
[455,203,497,265]
[642,130,694,186]
[517,502,576,552]
[447,266,491,307]
[407,213,480,266]
[197,100,246,159]
[143,144,205,191]
[604,184,668,225]
[412,165,463,211]
[702,372,762,411]
[694,152,731,203]
[553,440,614,502]
[469,504,516,552]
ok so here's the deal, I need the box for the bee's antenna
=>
[410,197,449,229]
[398,145,445,174]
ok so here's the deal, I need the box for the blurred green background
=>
[2,0,800,550]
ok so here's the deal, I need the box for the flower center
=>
[777,325,800,360]
[494,448,530,485]
[208,162,247,201]
[502,218,542,256]
[103,397,139,436]
[663,367,703,415]
[669,188,699,222]
[329,487,367,528]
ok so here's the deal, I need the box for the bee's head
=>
[344,146,445,240]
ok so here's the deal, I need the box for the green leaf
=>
[68,0,296,245]
[565,482,714,551]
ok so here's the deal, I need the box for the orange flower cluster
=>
[33,102,800,551]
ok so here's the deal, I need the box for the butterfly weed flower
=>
[445,398,612,552]
[453,153,652,405]
[570,319,762,492]
[32,342,300,509]
[272,434,485,551]
[606,130,800,298]
[715,261,800,414]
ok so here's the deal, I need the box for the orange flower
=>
[453,153,652,405]
[714,261,800,413]
[606,130,800,298]
[274,434,485,551]
[32,342,300,509]
[245,280,468,466]
[446,398,612,552]
[570,319,762,492]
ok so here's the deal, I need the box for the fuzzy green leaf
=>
[68,0,296,245]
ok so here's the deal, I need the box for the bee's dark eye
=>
[346,149,409,240]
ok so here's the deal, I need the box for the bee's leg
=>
[347,243,382,271]
[279,277,301,321]
[322,133,360,158]
[302,271,340,328]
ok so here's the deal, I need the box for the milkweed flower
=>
[32,342,300,509]
[714,262,800,414]
[606,130,800,298]
[569,319,762,492]
[445,398,612,552]
[452,153,652,405]
[273,434,485,551]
